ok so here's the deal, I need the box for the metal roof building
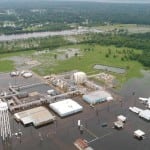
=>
[139,110,150,121]
[74,138,94,150]
[134,129,145,140]
[83,90,112,105]
[14,106,56,127]
[49,99,83,117]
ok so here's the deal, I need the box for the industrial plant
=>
[0,70,149,150]
[0,70,115,149]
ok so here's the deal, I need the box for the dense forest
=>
[0,1,150,34]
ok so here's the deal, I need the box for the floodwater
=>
[0,28,102,42]
[0,70,150,150]
[119,70,150,97]
[94,64,126,74]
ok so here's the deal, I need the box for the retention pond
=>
[94,64,126,74]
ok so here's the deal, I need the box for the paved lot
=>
[0,72,42,90]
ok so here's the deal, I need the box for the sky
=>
[1,0,150,3]
[56,0,150,3]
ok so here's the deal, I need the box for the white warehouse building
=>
[49,99,83,117]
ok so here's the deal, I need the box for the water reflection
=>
[0,28,102,42]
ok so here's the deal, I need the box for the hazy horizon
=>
[56,0,150,3]
[0,0,150,3]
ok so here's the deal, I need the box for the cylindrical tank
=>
[73,72,87,84]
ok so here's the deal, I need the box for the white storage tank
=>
[73,72,87,84]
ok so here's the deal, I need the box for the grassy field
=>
[0,43,143,84]
[33,44,143,83]
[0,50,34,59]
[0,60,14,72]
[0,50,35,72]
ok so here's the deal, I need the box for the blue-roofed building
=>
[83,90,113,105]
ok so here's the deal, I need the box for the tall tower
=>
[0,102,11,141]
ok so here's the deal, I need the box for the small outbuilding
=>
[74,138,88,150]
[83,90,112,105]
[49,99,83,117]
[74,138,94,150]
[134,129,145,140]
[114,120,124,129]
[117,115,127,123]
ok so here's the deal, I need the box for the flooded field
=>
[0,70,150,150]
[120,70,150,97]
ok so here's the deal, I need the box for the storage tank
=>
[73,72,87,84]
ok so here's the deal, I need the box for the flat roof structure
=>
[129,107,143,114]
[74,138,88,150]
[14,106,56,127]
[139,110,150,121]
[85,148,94,150]
[49,99,83,117]
[134,130,145,139]
[117,115,127,122]
[114,120,124,129]
[83,90,112,105]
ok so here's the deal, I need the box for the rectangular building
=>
[49,99,83,117]
[83,90,112,105]
[14,106,56,127]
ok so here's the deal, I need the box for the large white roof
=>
[49,99,83,117]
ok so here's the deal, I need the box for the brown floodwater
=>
[0,70,150,150]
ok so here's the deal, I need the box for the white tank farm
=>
[73,72,87,84]
[0,102,11,140]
